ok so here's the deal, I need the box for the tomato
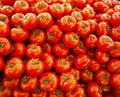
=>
[4,57,25,78]
[82,4,95,19]
[87,82,102,97]
[113,88,120,97]
[110,73,120,90]
[103,0,113,7]
[53,42,70,57]
[110,27,120,41]
[96,22,110,37]
[66,54,75,65]
[96,35,114,51]
[95,49,110,63]
[10,26,29,42]
[106,9,114,15]
[42,43,52,54]
[84,34,98,48]
[89,59,101,72]
[66,84,85,97]
[58,15,77,31]
[25,43,42,58]
[0,56,4,71]
[39,72,58,92]
[0,38,12,56]
[1,0,15,5]
[59,73,77,92]
[54,57,71,73]
[95,69,111,86]
[98,13,111,23]
[81,69,93,83]
[26,58,44,76]
[74,54,91,70]
[49,89,64,97]
[76,20,90,37]
[22,13,38,30]
[49,3,64,18]
[62,3,72,15]
[0,85,11,97]
[32,88,47,97]
[13,0,30,14]
[37,12,54,28]
[0,14,10,25]
[41,53,54,71]
[72,0,86,8]
[13,89,30,97]
[44,0,57,4]
[11,13,24,27]
[87,48,96,58]
[63,32,80,48]
[29,28,46,45]
[114,5,120,12]
[72,41,87,55]
[107,59,120,73]
[0,21,10,38]
[88,19,97,33]
[46,25,63,44]
[4,77,19,90]
[20,75,38,92]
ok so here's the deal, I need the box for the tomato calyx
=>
[21,76,29,83]
[86,70,92,78]
[43,79,49,85]
[117,27,120,32]
[103,74,109,80]
[48,33,54,39]
[73,34,79,39]
[0,85,5,91]
[79,42,84,48]
[0,43,4,48]
[21,1,26,7]
[60,59,66,65]
[55,89,61,97]
[31,44,36,49]
[81,23,87,28]
[106,26,110,32]
[1,17,6,22]
[31,59,39,65]
[63,75,68,81]
[7,63,13,68]
[17,25,22,29]
[117,68,120,72]
[33,31,39,36]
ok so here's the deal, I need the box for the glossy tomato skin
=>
[0,56,4,71]
[20,75,38,92]
[37,12,54,28]
[49,89,65,97]
[98,13,110,23]
[42,43,52,54]
[26,58,44,76]
[54,58,71,73]
[22,13,38,30]
[46,25,63,44]
[66,84,85,97]
[59,73,77,92]
[4,77,19,90]
[88,19,97,33]
[62,3,72,15]
[72,0,86,8]
[13,89,30,97]
[1,0,16,5]
[11,42,25,58]
[0,38,12,56]
[53,42,70,57]
[39,72,58,92]
[0,85,11,97]
[74,54,91,70]
[25,43,42,58]
[4,57,25,78]
[10,27,29,42]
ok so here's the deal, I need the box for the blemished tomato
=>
[54,57,71,73]
[0,56,4,71]
[74,54,91,70]
[0,38,12,56]
[49,89,65,97]
[4,57,25,78]
[0,85,11,97]
[59,73,77,92]
[66,84,85,97]
[39,72,58,92]
[20,75,38,92]
[26,58,44,76]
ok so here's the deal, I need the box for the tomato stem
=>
[8,63,13,67]
[0,85,5,90]
[103,74,108,80]
[63,75,68,80]
[43,79,49,85]
[55,90,61,96]
[22,76,28,82]
[33,31,39,36]
[31,44,36,49]
[0,43,3,48]
[1,17,6,22]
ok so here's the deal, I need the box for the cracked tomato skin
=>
[39,72,58,92]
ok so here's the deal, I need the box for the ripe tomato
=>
[0,14,10,25]
[107,59,120,73]
[4,77,19,90]
[114,5,120,12]
[54,57,71,73]
[66,54,75,65]
[66,84,85,97]
[62,3,72,15]
[20,75,38,92]
[26,58,44,76]
[95,69,111,86]
[0,56,4,71]
[39,72,58,92]
[13,0,30,14]
[72,0,86,8]
[74,54,91,70]
[0,85,11,97]
[88,19,97,33]
[98,13,111,23]
[46,25,63,44]
[42,43,52,54]
[0,38,12,56]
[113,88,120,97]
[25,43,42,58]
[59,73,77,92]
[10,27,29,42]
[22,13,38,30]
[4,57,25,78]
[1,0,15,5]
[49,89,64,97]
[58,15,77,31]
[37,12,54,28]
[29,28,46,45]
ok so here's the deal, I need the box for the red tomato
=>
[0,85,11,97]
[74,54,91,70]
[63,32,80,48]
[114,5,120,12]
[88,19,97,33]
[4,57,25,78]
[49,89,65,97]
[39,72,58,92]
[103,0,113,7]
[42,43,52,54]
[0,14,10,25]
[98,13,111,23]
[66,54,75,65]
[59,73,77,92]
[72,0,86,8]
[26,58,44,76]
[0,56,4,71]
[1,0,15,5]
[62,3,72,15]
[54,57,71,73]
[0,38,12,56]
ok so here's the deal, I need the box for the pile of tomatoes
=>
[0,0,120,97]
